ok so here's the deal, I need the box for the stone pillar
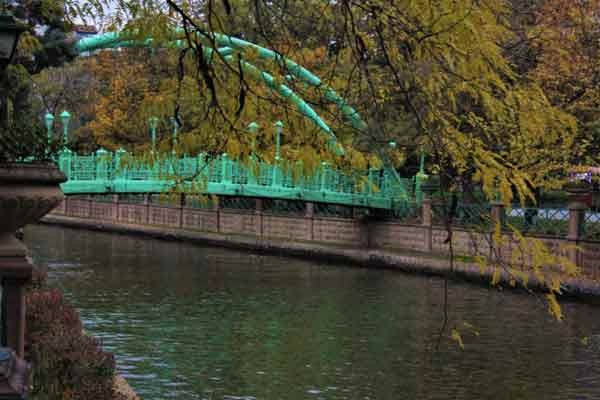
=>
[0,237,33,360]
[112,194,119,221]
[490,201,505,259]
[2,278,27,357]
[213,196,221,233]
[255,198,264,237]
[567,201,586,266]
[143,194,151,224]
[178,193,185,228]
[0,164,66,398]
[421,197,433,252]
[87,194,93,218]
[353,207,369,248]
[306,202,315,241]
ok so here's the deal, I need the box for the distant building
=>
[73,25,98,56]
[73,24,98,39]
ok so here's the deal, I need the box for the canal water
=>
[25,224,600,400]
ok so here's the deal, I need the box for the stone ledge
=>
[114,374,140,400]
[39,214,600,302]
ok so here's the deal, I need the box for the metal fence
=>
[56,149,416,210]
[432,202,492,229]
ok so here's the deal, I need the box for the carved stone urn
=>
[0,163,65,360]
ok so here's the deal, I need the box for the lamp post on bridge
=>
[247,122,259,185]
[170,116,179,154]
[60,111,71,150]
[415,150,427,205]
[248,122,259,155]
[44,112,54,149]
[148,116,158,153]
[274,120,283,161]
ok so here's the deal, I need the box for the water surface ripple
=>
[25,225,600,400]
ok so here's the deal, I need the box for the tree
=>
[42,0,585,335]
[1,0,79,126]
[527,0,600,166]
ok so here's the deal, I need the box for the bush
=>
[25,288,126,400]
[0,113,62,163]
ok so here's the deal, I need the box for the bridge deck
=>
[58,150,415,210]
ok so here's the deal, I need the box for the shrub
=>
[0,113,62,163]
[25,288,126,400]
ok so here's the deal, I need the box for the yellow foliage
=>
[451,329,465,350]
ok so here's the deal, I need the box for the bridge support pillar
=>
[422,198,433,252]
[352,207,370,248]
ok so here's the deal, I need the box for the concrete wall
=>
[47,195,600,279]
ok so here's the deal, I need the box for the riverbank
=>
[40,214,600,302]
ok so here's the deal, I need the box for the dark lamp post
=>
[0,12,25,69]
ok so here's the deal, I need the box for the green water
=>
[25,224,600,400]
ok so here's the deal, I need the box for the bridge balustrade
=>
[57,149,412,210]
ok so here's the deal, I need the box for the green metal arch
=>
[74,31,367,151]
[70,30,413,207]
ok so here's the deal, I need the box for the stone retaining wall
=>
[47,195,600,279]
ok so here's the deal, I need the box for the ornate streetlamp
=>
[274,120,283,161]
[44,113,54,148]
[60,111,71,149]
[0,9,25,71]
[248,121,259,155]
[0,8,57,399]
[170,116,179,155]
[148,116,158,153]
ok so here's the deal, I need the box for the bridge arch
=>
[63,30,413,209]
[74,30,367,154]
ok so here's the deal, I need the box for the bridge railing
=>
[57,149,413,209]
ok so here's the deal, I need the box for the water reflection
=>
[25,225,600,400]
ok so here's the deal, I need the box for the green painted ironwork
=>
[148,116,158,152]
[57,148,409,210]
[61,30,420,210]
[60,110,71,148]
[45,112,54,148]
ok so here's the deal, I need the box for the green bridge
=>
[52,30,422,211]
[57,148,416,210]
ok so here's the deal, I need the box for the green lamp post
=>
[60,111,71,149]
[170,116,179,154]
[248,122,259,154]
[44,113,54,148]
[388,141,397,149]
[274,120,283,161]
[415,151,427,204]
[148,116,158,153]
